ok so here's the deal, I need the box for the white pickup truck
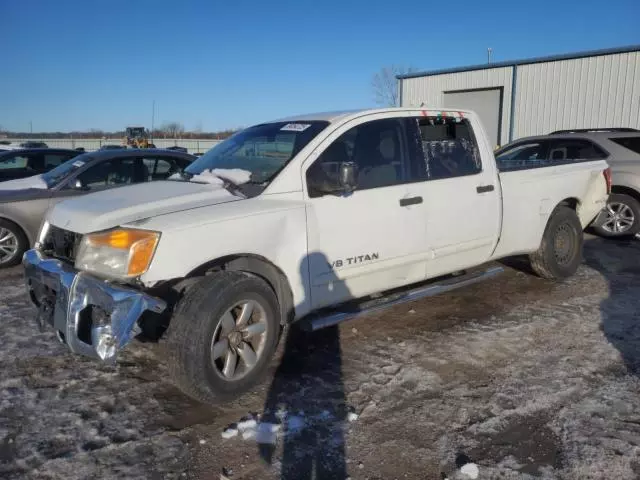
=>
[23,108,611,404]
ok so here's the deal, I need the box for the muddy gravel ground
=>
[2,235,640,480]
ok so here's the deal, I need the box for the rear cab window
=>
[408,113,482,181]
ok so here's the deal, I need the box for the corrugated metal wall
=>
[400,66,513,146]
[513,51,640,138]
[400,50,640,145]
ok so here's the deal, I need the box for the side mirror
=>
[339,162,358,193]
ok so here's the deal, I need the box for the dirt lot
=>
[2,235,640,480]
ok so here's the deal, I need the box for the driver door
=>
[303,115,429,309]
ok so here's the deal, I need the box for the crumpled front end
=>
[23,249,166,363]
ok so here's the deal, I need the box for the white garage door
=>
[443,88,502,148]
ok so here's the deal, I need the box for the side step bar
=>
[301,265,504,332]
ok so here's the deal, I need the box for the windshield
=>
[184,120,330,185]
[42,153,92,187]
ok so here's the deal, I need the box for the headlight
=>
[36,220,50,248]
[75,228,160,279]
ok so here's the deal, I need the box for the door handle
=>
[399,196,423,207]
[476,185,495,194]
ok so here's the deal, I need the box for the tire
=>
[591,193,640,238]
[0,219,28,269]
[529,206,583,280]
[164,271,280,405]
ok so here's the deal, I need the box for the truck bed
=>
[490,159,609,260]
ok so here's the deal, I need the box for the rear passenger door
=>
[546,139,608,163]
[141,156,185,181]
[0,152,43,180]
[68,157,145,192]
[42,152,79,173]
[407,113,501,278]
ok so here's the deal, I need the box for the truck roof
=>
[270,107,476,124]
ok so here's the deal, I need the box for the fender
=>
[188,254,295,325]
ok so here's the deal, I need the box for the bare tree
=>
[372,65,418,107]
[162,122,185,138]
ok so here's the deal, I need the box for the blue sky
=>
[1,0,638,133]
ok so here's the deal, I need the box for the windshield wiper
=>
[217,176,247,198]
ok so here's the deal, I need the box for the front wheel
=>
[591,193,640,238]
[529,206,583,280]
[165,271,281,405]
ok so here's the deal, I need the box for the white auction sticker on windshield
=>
[280,123,311,132]
[72,161,85,167]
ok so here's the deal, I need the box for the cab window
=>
[307,118,412,197]
[410,115,482,180]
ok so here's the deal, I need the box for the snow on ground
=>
[1,236,640,479]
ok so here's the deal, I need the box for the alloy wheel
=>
[601,202,635,234]
[0,227,18,264]
[210,299,268,381]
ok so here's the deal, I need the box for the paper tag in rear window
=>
[72,161,85,167]
[280,123,311,132]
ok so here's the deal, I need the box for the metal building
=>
[397,45,640,148]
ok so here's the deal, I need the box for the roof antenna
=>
[487,47,493,64]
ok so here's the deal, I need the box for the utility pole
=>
[487,48,493,64]
[29,121,33,134]
[151,100,156,142]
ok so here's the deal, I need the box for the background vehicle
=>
[496,129,640,238]
[0,141,23,152]
[19,141,49,148]
[23,107,609,405]
[0,148,195,267]
[99,144,126,150]
[122,126,156,149]
[166,146,188,153]
[0,148,82,182]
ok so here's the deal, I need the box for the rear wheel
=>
[529,206,583,280]
[165,271,280,405]
[0,219,28,269]
[592,193,640,238]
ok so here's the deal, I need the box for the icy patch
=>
[220,426,238,439]
[460,462,479,479]
[219,407,357,447]
[0,174,48,190]
[237,418,257,431]
[255,423,279,445]
[286,415,306,433]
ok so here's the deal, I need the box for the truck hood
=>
[47,180,242,234]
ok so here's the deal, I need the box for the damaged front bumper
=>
[22,249,166,363]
